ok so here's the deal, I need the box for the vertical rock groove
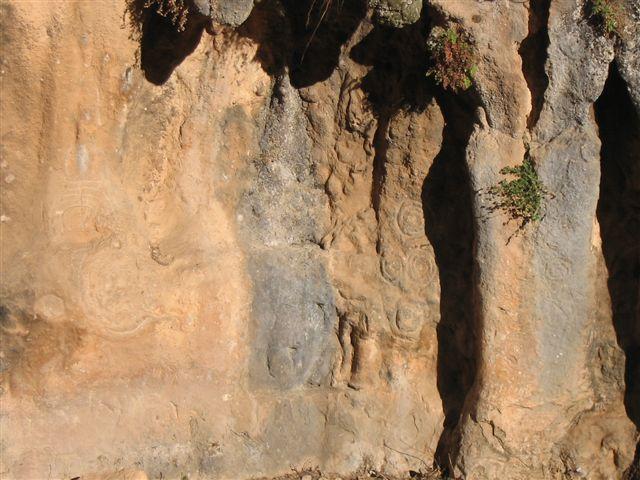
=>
[371,114,389,220]
[423,94,478,473]
[519,0,550,130]
[595,62,640,440]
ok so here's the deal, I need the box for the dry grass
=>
[125,0,189,35]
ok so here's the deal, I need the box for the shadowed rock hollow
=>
[0,0,638,479]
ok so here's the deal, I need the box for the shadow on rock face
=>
[127,0,208,85]
[350,16,431,114]
[128,0,367,88]
[518,0,550,130]
[235,0,291,78]
[281,0,367,88]
[595,63,640,467]
[422,94,478,471]
[237,0,367,87]
[350,8,482,471]
[350,10,433,217]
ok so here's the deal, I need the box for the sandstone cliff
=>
[0,0,638,479]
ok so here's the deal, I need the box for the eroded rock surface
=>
[369,0,423,27]
[0,0,638,479]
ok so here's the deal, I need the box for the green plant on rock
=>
[487,157,552,234]
[588,0,619,37]
[427,25,478,92]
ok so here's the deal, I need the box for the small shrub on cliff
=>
[487,157,552,234]
[588,0,619,37]
[427,25,478,92]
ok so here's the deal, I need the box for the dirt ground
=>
[253,467,444,480]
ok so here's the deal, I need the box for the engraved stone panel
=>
[249,249,335,390]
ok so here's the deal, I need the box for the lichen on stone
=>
[210,0,255,27]
[368,0,422,28]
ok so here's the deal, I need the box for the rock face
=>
[369,0,423,27]
[210,0,255,26]
[0,0,638,479]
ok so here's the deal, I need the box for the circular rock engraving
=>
[267,345,303,386]
[407,248,436,282]
[49,180,113,245]
[545,256,571,283]
[397,201,425,237]
[34,294,66,323]
[62,204,94,234]
[395,301,425,336]
[380,251,404,285]
[81,249,167,336]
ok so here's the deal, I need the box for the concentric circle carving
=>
[407,248,436,282]
[397,201,425,237]
[380,251,404,285]
[81,249,165,336]
[395,301,425,336]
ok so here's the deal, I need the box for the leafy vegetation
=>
[588,0,619,37]
[487,158,552,234]
[426,26,478,92]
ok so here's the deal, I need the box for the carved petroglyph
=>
[336,307,382,389]
[149,244,175,266]
[349,335,381,389]
[397,201,425,238]
[81,250,158,335]
[377,195,439,341]
[544,255,571,283]
[380,250,405,286]
[407,248,436,282]
[78,246,194,336]
[33,294,66,323]
[49,180,112,245]
[267,345,299,383]
[394,301,428,338]
[76,144,90,174]
[381,247,437,288]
